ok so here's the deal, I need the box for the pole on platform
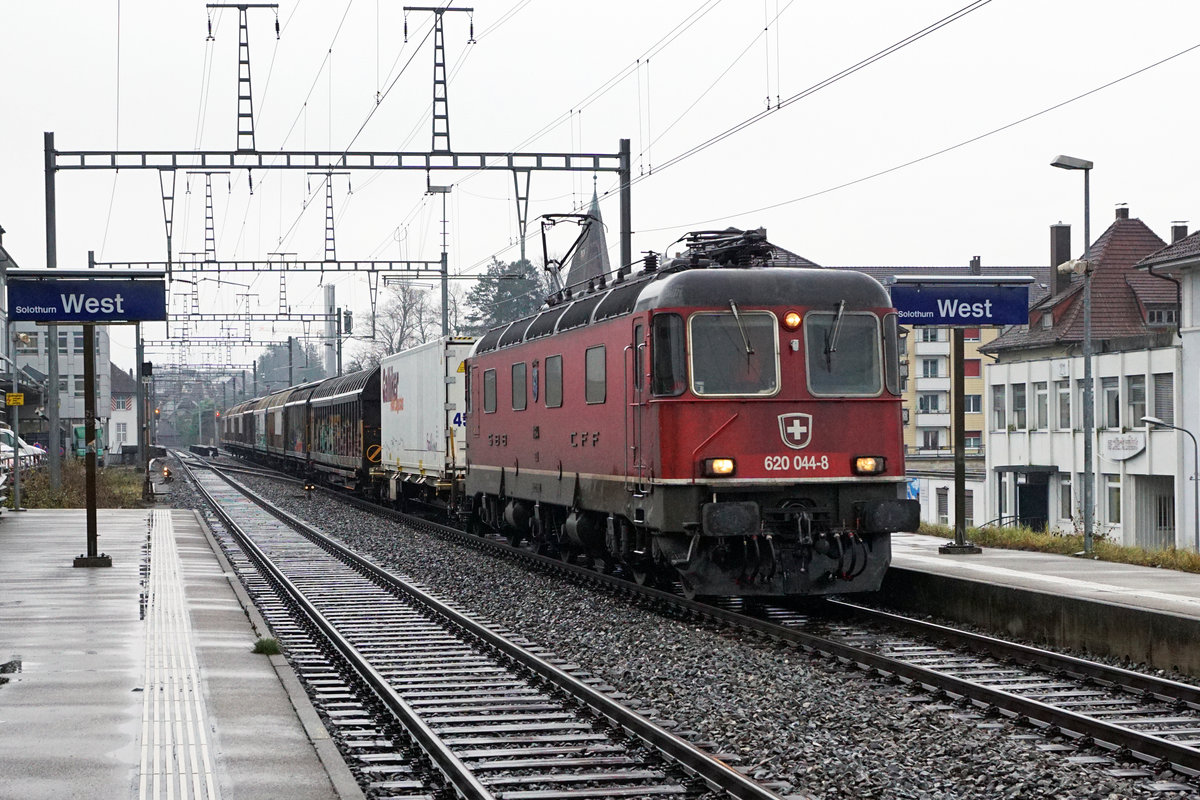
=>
[74,323,110,567]
[940,327,981,554]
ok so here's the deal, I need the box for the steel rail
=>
[192,457,785,800]
[219,465,785,799]
[828,599,1200,711]
[181,459,494,800]
[212,453,1200,778]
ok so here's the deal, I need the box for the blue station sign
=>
[890,283,1029,327]
[8,276,167,323]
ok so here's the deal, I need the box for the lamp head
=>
[1142,415,1167,427]
[1057,258,1091,276]
[1051,155,1093,171]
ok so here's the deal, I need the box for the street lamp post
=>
[6,328,30,511]
[1051,154,1094,555]
[1143,415,1200,552]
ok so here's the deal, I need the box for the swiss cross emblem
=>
[778,413,812,450]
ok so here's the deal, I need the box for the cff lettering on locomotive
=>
[464,228,918,598]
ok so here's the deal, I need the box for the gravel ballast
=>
[174,469,1200,800]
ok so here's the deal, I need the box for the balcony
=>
[914,339,950,356]
[915,412,951,427]
[915,375,951,391]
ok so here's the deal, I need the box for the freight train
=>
[222,229,918,598]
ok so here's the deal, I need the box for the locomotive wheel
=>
[506,527,524,548]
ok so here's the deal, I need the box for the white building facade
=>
[985,347,1180,547]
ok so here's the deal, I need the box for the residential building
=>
[1131,222,1200,550]
[110,363,138,455]
[982,209,1181,548]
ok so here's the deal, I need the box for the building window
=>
[902,407,910,424]
[1011,383,1026,429]
[963,328,980,341]
[15,332,38,355]
[483,369,496,414]
[115,422,127,444]
[58,378,67,395]
[992,385,1006,430]
[1106,474,1121,524]
[1056,380,1071,429]
[1034,381,1048,430]
[900,375,908,392]
[73,377,84,397]
[965,430,981,448]
[964,394,981,413]
[964,490,974,527]
[511,363,527,411]
[58,332,69,355]
[922,429,940,449]
[585,346,606,404]
[1102,377,1119,428]
[1060,476,1072,520]
[936,487,949,525]
[1153,373,1174,425]
[920,328,941,342]
[964,359,981,378]
[545,355,563,408]
[73,332,85,353]
[922,358,939,378]
[918,393,941,413]
[1147,307,1177,325]
[1127,375,1146,427]
[998,473,1008,516]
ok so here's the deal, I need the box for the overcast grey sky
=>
[2,1,1198,371]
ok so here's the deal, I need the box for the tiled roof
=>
[110,362,138,395]
[1136,228,1200,270]
[983,214,1168,354]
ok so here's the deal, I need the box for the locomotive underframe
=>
[465,463,916,596]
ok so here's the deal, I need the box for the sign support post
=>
[75,324,105,567]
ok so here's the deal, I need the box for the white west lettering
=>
[61,293,84,313]
[935,297,995,319]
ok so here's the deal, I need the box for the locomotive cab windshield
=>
[689,310,779,396]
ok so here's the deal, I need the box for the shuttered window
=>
[936,487,949,525]
[1154,373,1174,425]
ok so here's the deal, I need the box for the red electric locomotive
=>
[464,229,918,598]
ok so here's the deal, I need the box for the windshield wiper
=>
[729,300,754,355]
[824,300,846,368]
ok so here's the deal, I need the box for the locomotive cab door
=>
[625,318,650,493]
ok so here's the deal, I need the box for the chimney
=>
[1173,221,1189,243]
[969,256,981,275]
[1115,206,1129,220]
[1050,223,1071,297]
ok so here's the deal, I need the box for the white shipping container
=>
[379,336,474,484]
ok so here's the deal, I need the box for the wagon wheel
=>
[677,571,702,602]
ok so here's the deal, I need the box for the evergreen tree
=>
[462,258,550,335]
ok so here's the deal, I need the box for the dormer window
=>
[1040,312,1053,329]
[1147,307,1177,326]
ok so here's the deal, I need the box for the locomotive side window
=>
[804,311,883,396]
[652,313,686,396]
[483,369,497,413]
[689,311,778,396]
[883,313,901,395]
[546,355,563,408]
[512,363,527,411]
[585,346,606,404]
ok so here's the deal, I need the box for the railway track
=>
[182,452,1200,789]
[177,455,786,800]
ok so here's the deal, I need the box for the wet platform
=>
[0,508,362,800]
[887,532,1200,677]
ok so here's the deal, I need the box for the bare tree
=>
[348,283,438,369]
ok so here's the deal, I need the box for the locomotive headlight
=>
[782,311,802,330]
[852,456,886,475]
[703,458,736,477]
